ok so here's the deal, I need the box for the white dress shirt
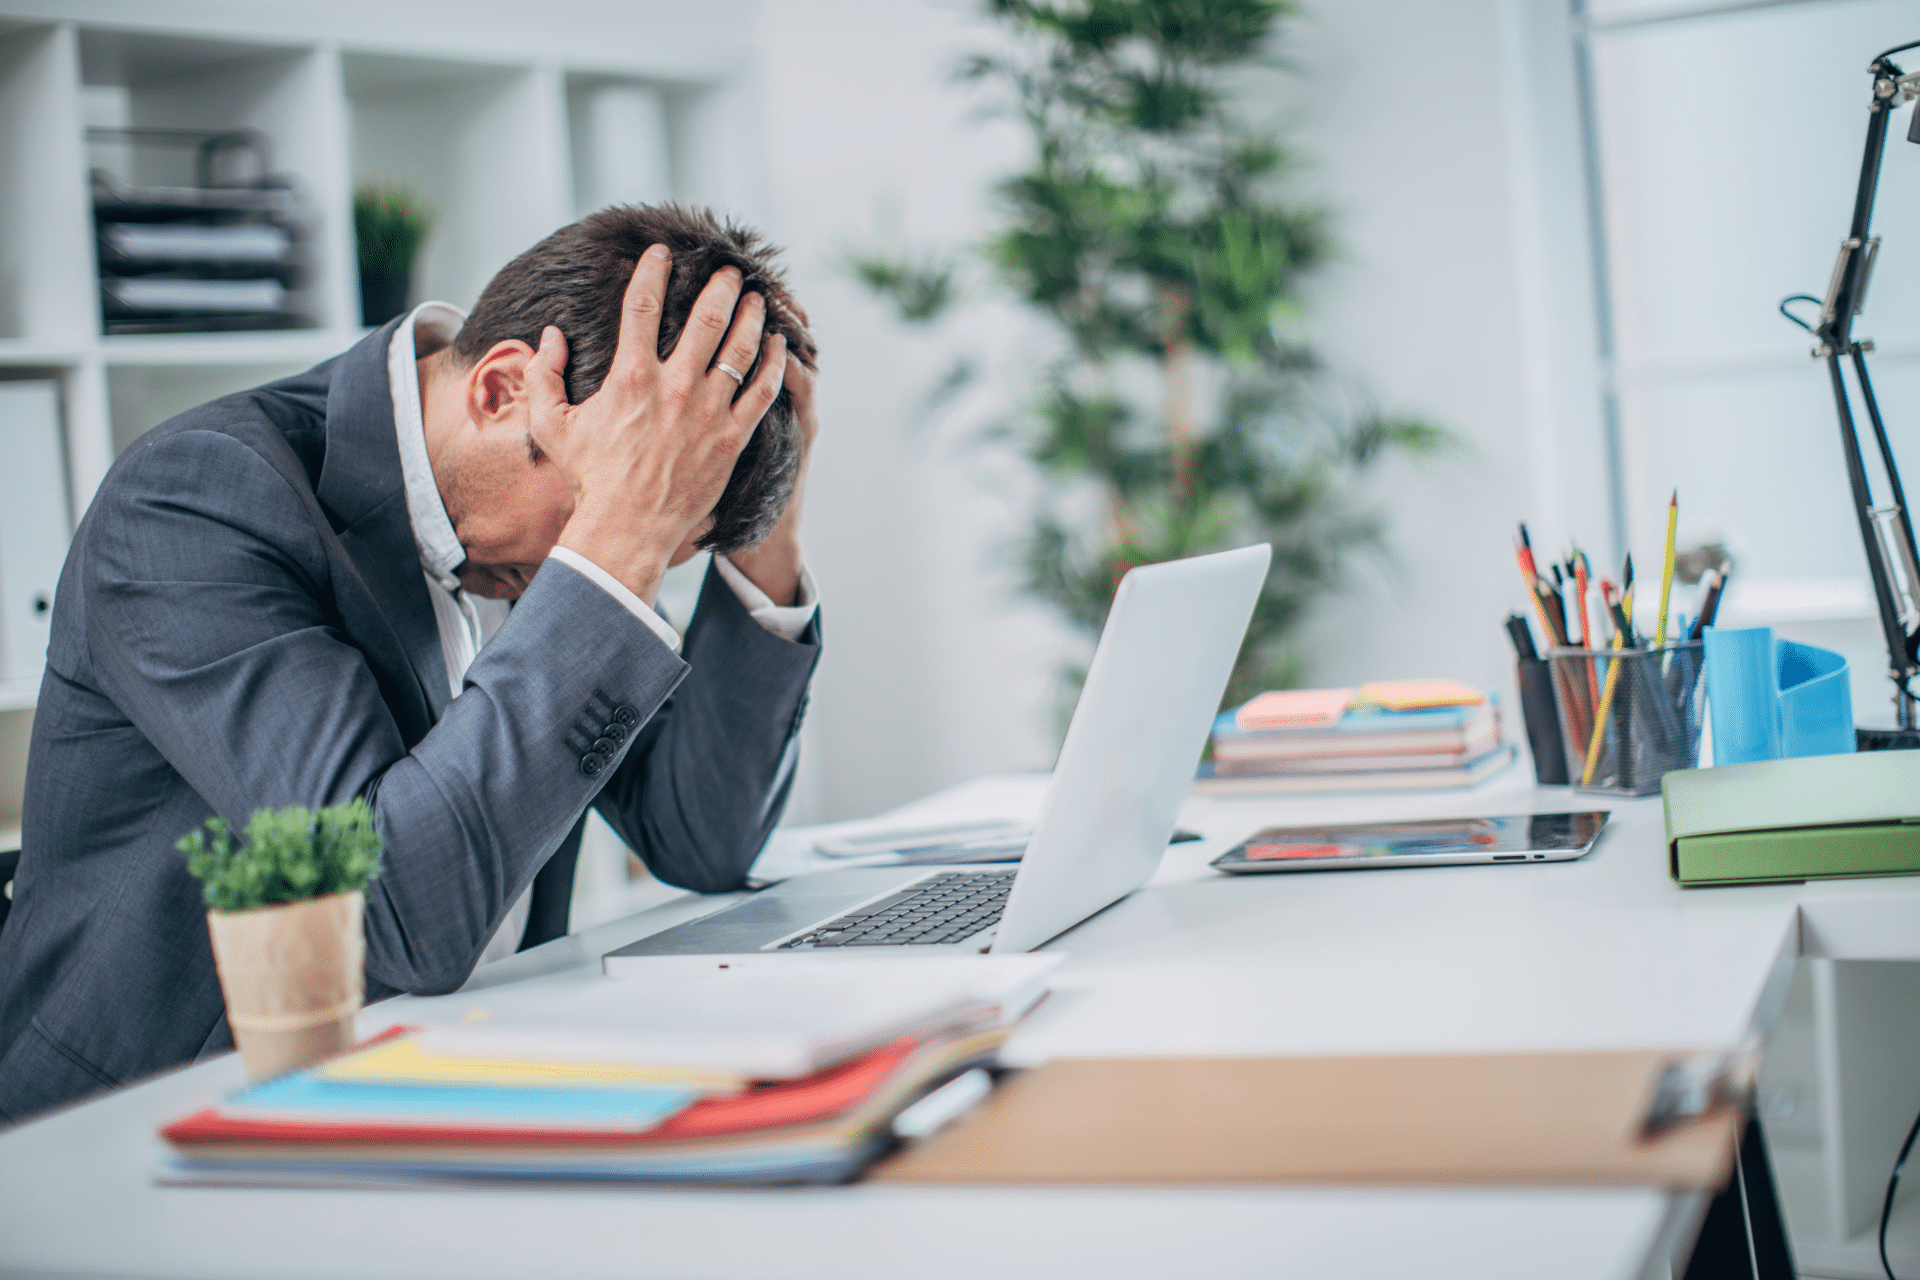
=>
[386,303,818,966]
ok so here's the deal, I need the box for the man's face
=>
[442,435,574,600]
[431,346,711,602]
[442,432,710,601]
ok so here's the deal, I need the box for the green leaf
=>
[353,183,434,277]
[178,800,385,912]
[845,249,959,323]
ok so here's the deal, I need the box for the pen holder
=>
[1516,657,1569,785]
[1547,642,1706,796]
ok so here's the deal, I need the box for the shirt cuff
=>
[714,555,819,642]
[546,546,682,653]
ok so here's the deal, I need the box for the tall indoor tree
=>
[856,0,1448,705]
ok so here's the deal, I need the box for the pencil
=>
[1656,491,1678,648]
[1582,630,1628,786]
[1573,553,1591,649]
[1515,541,1560,646]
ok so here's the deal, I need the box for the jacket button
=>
[611,704,638,727]
[580,752,606,778]
[601,721,629,746]
[590,737,617,757]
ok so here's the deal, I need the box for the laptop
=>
[603,543,1271,970]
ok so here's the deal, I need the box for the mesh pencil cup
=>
[1547,642,1706,796]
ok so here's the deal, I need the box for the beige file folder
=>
[876,1051,1738,1188]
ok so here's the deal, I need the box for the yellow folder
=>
[314,1037,744,1093]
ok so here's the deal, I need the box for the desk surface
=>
[3,770,1917,1280]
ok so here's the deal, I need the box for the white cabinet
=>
[0,1,755,868]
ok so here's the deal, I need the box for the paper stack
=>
[1196,682,1514,795]
[159,958,1056,1187]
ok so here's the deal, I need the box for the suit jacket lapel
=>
[316,321,452,727]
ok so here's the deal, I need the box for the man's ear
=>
[464,339,537,429]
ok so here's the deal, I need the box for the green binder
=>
[1662,751,1920,886]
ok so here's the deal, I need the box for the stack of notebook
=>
[1196,680,1513,795]
[159,959,1056,1187]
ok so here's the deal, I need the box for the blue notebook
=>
[224,1073,700,1129]
[1212,698,1493,742]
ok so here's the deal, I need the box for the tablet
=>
[1209,811,1609,874]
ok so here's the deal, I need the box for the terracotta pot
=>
[205,890,364,1082]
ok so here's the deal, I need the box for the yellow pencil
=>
[1656,490,1678,647]
[1581,630,1627,787]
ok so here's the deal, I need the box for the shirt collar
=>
[387,301,470,591]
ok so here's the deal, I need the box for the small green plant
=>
[352,182,434,277]
[852,0,1452,709]
[177,800,385,913]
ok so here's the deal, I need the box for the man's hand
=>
[723,351,818,607]
[525,244,787,605]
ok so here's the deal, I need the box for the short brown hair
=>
[454,204,817,554]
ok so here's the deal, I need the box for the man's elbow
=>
[653,863,752,896]
[364,946,478,998]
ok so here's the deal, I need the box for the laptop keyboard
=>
[777,869,1018,949]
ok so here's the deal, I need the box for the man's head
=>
[423,204,816,599]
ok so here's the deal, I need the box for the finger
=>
[781,346,814,401]
[664,265,745,383]
[730,333,787,432]
[606,243,674,385]
[782,351,818,450]
[525,325,571,423]
[705,291,767,405]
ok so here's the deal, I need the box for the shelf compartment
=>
[343,51,571,315]
[78,28,347,334]
[565,73,679,218]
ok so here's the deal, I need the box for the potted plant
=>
[178,800,385,1081]
[353,181,433,327]
[853,0,1449,709]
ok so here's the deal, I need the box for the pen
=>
[1688,568,1729,641]
[1621,554,1635,645]
[1701,564,1729,629]
[1574,552,1599,720]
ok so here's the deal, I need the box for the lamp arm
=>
[1798,43,1920,728]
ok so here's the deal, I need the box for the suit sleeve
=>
[590,559,821,893]
[81,429,689,993]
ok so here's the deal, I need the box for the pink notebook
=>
[1236,688,1353,731]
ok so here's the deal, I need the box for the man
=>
[0,205,821,1121]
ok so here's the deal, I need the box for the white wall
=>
[1283,0,1609,715]
[750,0,1073,822]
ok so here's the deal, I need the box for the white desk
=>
[3,770,1917,1280]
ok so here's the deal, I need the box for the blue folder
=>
[231,1073,699,1128]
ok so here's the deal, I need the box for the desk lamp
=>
[1781,38,1920,749]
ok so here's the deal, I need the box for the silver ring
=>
[715,362,747,384]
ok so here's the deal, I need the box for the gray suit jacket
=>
[0,322,819,1123]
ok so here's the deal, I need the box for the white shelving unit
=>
[0,2,755,881]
